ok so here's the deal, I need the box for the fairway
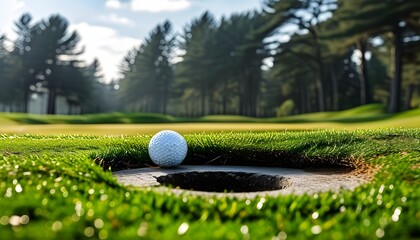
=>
[0,122,351,135]
[1,130,419,239]
[1,104,420,135]
[1,120,419,135]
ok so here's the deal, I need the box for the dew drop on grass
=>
[87,209,95,218]
[311,225,321,235]
[75,202,83,216]
[178,222,189,235]
[256,198,265,210]
[137,222,148,237]
[378,184,385,194]
[100,194,108,201]
[0,216,9,225]
[9,216,20,226]
[52,221,62,232]
[98,229,108,240]
[240,225,249,235]
[392,207,402,222]
[94,219,104,229]
[5,187,13,197]
[393,207,402,216]
[376,228,385,238]
[276,231,287,240]
[84,227,95,237]
[71,214,80,222]
[20,215,29,225]
[363,219,370,226]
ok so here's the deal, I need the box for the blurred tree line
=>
[0,14,116,114]
[1,0,419,116]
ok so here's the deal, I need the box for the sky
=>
[0,0,265,82]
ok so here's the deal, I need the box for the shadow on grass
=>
[93,148,357,172]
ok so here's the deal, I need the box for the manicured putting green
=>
[0,130,419,239]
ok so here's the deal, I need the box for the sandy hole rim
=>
[114,165,374,198]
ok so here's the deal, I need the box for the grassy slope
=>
[1,104,420,135]
[0,129,419,239]
[1,104,419,125]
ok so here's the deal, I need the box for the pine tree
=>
[324,0,420,112]
[119,21,175,114]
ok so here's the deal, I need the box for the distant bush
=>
[276,99,295,117]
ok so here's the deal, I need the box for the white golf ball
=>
[148,130,188,168]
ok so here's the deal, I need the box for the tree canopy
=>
[0,2,419,116]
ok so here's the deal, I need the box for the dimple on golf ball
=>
[148,130,188,168]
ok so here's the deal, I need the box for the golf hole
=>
[156,171,291,193]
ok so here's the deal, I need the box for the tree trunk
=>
[208,89,215,115]
[222,82,227,115]
[162,84,168,115]
[315,45,325,112]
[47,88,57,115]
[315,76,325,112]
[238,70,245,116]
[22,78,30,113]
[330,64,339,111]
[249,72,258,117]
[299,80,306,114]
[201,85,206,116]
[388,22,403,113]
[358,39,372,105]
[404,84,415,110]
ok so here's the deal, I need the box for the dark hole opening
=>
[156,171,290,193]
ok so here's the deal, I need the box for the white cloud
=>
[104,0,191,12]
[99,13,135,26]
[12,0,25,10]
[105,0,124,9]
[131,0,191,12]
[70,23,141,82]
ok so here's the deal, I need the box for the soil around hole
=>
[156,171,291,193]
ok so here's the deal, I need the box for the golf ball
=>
[148,130,188,167]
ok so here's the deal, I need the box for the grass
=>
[0,129,419,239]
[1,104,420,135]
